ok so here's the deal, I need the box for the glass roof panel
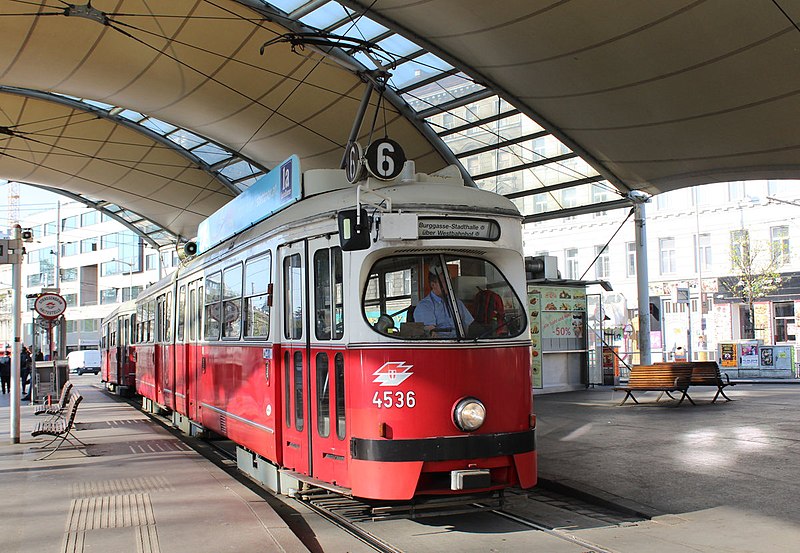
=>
[267,0,309,13]
[401,73,482,110]
[82,99,114,111]
[232,175,260,191]
[376,34,422,60]
[428,106,520,136]
[147,230,174,242]
[166,129,207,150]
[219,160,261,181]
[474,158,601,196]
[333,17,389,41]
[118,109,146,122]
[388,53,454,90]
[510,180,616,217]
[299,3,351,29]
[139,117,178,135]
[352,51,378,70]
[191,142,233,165]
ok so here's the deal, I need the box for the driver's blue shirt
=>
[413,292,474,337]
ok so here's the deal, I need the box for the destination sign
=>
[418,218,500,240]
[197,156,301,253]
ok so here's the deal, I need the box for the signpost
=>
[34,293,67,320]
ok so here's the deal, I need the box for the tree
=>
[724,231,782,339]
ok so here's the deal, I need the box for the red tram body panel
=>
[101,159,537,501]
[100,301,137,393]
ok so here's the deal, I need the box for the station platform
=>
[534,382,800,550]
[0,382,307,553]
[3,380,800,552]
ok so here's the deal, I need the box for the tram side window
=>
[313,247,343,340]
[156,295,166,342]
[136,304,144,343]
[177,286,186,342]
[204,272,221,340]
[244,253,272,339]
[335,353,346,440]
[284,254,303,340]
[222,264,243,339]
[147,300,155,342]
[164,291,172,343]
[188,288,196,341]
[316,353,330,438]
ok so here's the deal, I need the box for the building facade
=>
[0,201,178,353]
[524,180,800,364]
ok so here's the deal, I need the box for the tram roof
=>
[1,1,798,246]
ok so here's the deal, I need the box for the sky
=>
[0,182,67,236]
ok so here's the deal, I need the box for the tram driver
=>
[414,270,474,338]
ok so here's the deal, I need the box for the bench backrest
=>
[655,361,722,384]
[64,392,83,429]
[58,381,74,409]
[628,364,692,388]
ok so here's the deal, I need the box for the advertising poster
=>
[772,346,794,370]
[740,342,760,368]
[720,343,737,367]
[760,346,774,367]
[527,287,542,388]
[542,310,577,339]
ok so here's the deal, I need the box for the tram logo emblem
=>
[372,362,414,387]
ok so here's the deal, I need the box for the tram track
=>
[488,508,618,553]
[103,386,639,552]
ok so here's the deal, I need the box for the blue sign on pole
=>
[197,156,301,253]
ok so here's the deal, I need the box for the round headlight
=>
[454,397,486,432]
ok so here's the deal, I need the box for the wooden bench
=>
[613,364,694,406]
[31,391,87,460]
[34,380,73,420]
[657,361,735,403]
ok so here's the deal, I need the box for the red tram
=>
[102,157,536,500]
[100,300,137,395]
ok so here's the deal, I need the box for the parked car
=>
[67,350,101,375]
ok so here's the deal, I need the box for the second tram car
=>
[103,157,537,500]
[100,300,137,396]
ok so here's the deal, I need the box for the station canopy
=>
[1,1,798,247]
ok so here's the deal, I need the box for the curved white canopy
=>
[1,0,797,242]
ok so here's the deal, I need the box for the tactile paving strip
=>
[61,493,161,553]
[71,476,174,498]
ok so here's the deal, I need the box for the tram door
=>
[279,242,309,474]
[183,279,203,420]
[121,315,131,385]
[157,293,174,410]
[307,238,347,485]
[112,316,122,383]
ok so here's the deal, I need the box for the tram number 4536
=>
[372,390,416,409]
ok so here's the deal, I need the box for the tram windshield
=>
[363,254,525,340]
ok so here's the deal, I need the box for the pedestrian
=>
[21,346,32,399]
[35,348,44,362]
[0,349,10,394]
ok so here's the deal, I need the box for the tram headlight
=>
[453,397,486,432]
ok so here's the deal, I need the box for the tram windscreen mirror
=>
[338,209,371,251]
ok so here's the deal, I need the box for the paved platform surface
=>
[3,379,800,552]
[534,382,800,551]
[0,381,307,553]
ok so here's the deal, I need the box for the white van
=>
[67,349,101,375]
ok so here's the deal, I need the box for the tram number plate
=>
[372,390,416,409]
